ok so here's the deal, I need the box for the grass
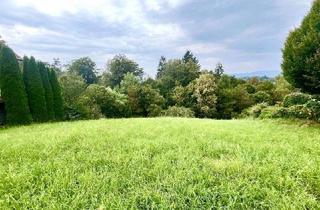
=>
[0,118,319,209]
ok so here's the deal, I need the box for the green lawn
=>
[0,118,319,209]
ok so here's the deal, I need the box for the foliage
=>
[240,103,269,118]
[253,91,272,104]
[305,99,320,121]
[193,74,217,118]
[138,85,165,117]
[0,45,32,124]
[162,106,195,117]
[1,118,320,209]
[78,85,131,118]
[23,56,48,122]
[214,62,224,79]
[156,56,166,79]
[158,59,200,97]
[49,69,64,120]
[182,50,199,65]
[38,62,55,120]
[68,57,97,84]
[59,73,87,106]
[120,72,141,92]
[287,105,311,119]
[106,55,143,88]
[231,84,255,114]
[282,0,320,94]
[259,106,288,119]
[283,92,312,107]
[273,75,294,103]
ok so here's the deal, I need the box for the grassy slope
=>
[0,118,319,209]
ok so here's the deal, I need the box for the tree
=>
[282,0,320,94]
[273,75,294,102]
[182,50,199,65]
[23,56,48,122]
[68,57,97,84]
[106,55,143,88]
[214,62,224,79]
[78,85,131,118]
[193,74,218,118]
[156,56,166,79]
[138,84,165,117]
[49,69,64,120]
[158,59,200,98]
[120,73,141,93]
[0,45,32,124]
[59,73,87,106]
[215,75,242,119]
[38,62,55,120]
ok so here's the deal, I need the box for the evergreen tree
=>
[23,56,48,122]
[0,45,32,124]
[38,62,55,120]
[156,56,166,79]
[182,50,199,65]
[282,0,320,94]
[49,69,64,120]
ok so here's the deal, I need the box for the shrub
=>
[162,106,195,118]
[147,104,163,117]
[283,92,312,107]
[305,99,320,121]
[240,103,268,118]
[253,91,272,104]
[287,105,311,119]
[78,85,131,119]
[259,106,288,119]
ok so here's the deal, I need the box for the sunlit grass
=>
[0,118,319,209]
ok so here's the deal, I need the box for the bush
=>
[305,99,320,121]
[287,105,311,119]
[78,85,131,119]
[283,92,311,107]
[147,104,163,117]
[253,91,272,104]
[63,105,88,121]
[259,106,288,119]
[240,103,268,118]
[162,106,195,118]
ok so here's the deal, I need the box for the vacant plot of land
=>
[0,118,319,209]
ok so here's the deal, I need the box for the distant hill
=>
[232,70,281,78]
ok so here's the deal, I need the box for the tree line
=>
[58,52,293,120]
[0,44,63,125]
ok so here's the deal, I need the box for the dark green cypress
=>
[49,69,64,120]
[38,62,55,120]
[0,45,32,125]
[23,56,48,122]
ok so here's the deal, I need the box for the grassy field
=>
[0,118,319,209]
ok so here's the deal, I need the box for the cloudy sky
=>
[0,0,313,76]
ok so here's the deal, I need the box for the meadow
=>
[0,118,319,209]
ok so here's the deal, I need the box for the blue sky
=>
[0,0,313,76]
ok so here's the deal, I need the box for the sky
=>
[0,0,313,77]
